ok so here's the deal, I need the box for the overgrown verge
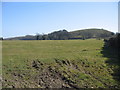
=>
[102,33,120,85]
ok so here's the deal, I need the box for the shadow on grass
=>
[101,44,120,84]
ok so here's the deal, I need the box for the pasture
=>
[2,39,120,88]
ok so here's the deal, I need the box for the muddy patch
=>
[2,59,120,88]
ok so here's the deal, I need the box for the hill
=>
[69,28,114,39]
[4,35,36,40]
[4,28,114,40]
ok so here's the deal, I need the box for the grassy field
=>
[3,39,104,70]
[2,39,120,88]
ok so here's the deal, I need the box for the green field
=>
[2,39,120,88]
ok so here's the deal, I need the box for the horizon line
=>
[2,28,117,39]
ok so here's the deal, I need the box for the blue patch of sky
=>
[2,2,118,38]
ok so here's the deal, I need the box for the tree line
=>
[3,28,115,40]
[104,33,120,49]
[35,29,114,40]
[104,33,120,59]
[36,30,70,40]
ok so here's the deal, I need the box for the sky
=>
[2,2,118,38]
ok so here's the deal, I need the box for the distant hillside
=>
[5,35,36,40]
[4,28,114,40]
[69,28,114,39]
